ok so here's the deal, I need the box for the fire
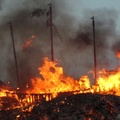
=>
[0,56,120,110]
[0,56,120,111]
[0,89,8,97]
[93,68,120,95]
[21,35,36,50]
[79,75,90,90]
[27,58,81,98]
[116,51,120,59]
[0,87,34,110]
[27,57,120,98]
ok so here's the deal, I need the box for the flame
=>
[93,68,120,95]
[0,89,8,97]
[21,35,36,50]
[79,75,90,90]
[27,57,120,98]
[116,51,120,59]
[0,56,120,110]
[27,58,81,98]
[0,87,35,111]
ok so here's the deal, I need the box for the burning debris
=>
[0,55,120,119]
[13,93,120,120]
[0,93,120,120]
[21,35,37,50]
[116,51,120,59]
[0,93,117,120]
[0,1,120,120]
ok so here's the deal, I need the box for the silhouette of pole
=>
[91,16,97,84]
[9,22,20,89]
[49,3,54,61]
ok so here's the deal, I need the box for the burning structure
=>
[25,57,120,97]
[0,50,120,119]
[0,55,120,106]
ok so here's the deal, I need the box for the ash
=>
[0,93,120,120]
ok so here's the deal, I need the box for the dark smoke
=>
[0,0,119,89]
[54,8,118,81]
[112,40,120,53]
[68,9,118,70]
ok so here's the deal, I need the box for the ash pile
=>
[0,93,120,120]
[31,93,120,120]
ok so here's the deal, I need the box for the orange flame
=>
[0,88,34,110]
[116,51,120,59]
[27,57,120,98]
[27,58,81,98]
[21,35,36,50]
[93,68,120,95]
[0,56,120,109]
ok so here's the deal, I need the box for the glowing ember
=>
[0,87,35,110]
[116,51,120,59]
[0,89,8,97]
[21,35,36,50]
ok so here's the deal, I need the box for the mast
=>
[91,16,97,84]
[9,22,20,89]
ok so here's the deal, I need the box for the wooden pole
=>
[91,16,97,84]
[9,22,20,89]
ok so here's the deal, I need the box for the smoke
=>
[69,9,118,69]
[0,0,52,88]
[54,8,118,81]
[112,40,120,52]
[0,0,119,89]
